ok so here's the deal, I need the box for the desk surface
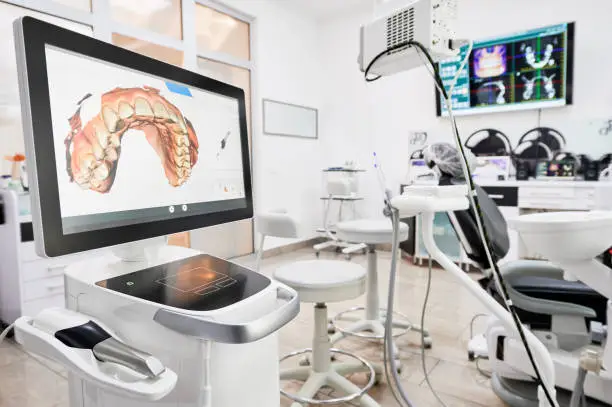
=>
[403,180,611,188]
[477,179,609,188]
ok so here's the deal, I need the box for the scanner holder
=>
[14,308,177,401]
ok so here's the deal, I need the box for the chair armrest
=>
[499,260,596,319]
[501,260,564,281]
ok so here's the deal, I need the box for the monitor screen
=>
[436,22,575,117]
[45,46,245,235]
[15,17,252,257]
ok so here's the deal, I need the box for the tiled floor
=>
[0,247,505,407]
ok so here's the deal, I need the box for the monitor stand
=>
[111,237,167,262]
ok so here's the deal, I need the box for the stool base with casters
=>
[274,260,381,407]
[329,238,433,371]
[280,304,380,407]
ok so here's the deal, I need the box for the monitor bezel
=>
[435,22,576,117]
[14,16,253,257]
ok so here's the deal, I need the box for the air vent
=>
[386,8,415,55]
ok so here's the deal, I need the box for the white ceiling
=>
[287,0,373,20]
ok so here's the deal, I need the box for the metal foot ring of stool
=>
[332,306,412,339]
[280,348,376,405]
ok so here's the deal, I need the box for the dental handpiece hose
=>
[384,203,416,407]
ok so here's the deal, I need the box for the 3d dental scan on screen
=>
[4,2,612,407]
[49,45,247,236]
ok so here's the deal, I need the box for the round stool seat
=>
[336,218,409,245]
[274,260,366,303]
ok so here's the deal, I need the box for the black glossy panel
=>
[96,254,270,311]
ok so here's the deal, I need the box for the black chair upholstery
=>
[439,175,509,269]
[439,175,608,327]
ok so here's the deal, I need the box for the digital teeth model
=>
[473,45,507,78]
[477,80,506,105]
[521,74,556,100]
[65,86,200,193]
[523,42,555,69]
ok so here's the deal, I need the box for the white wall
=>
[319,0,612,219]
[220,0,325,249]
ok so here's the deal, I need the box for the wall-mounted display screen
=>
[436,22,575,117]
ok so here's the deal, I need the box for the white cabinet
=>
[0,191,84,325]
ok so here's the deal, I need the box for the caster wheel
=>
[328,326,336,334]
[395,366,402,375]
[467,351,475,362]
[330,354,337,362]
[315,252,320,258]
[335,247,342,253]
[298,356,311,366]
[423,337,433,349]
[362,249,367,255]
[374,373,383,386]
[345,254,352,261]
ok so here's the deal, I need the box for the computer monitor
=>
[436,22,575,117]
[14,17,253,257]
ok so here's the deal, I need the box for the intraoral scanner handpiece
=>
[33,308,165,378]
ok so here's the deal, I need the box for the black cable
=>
[448,109,557,407]
[446,78,557,407]
[364,42,557,407]
[364,40,445,90]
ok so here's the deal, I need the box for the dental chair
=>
[432,162,612,406]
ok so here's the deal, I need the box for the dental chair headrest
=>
[423,143,509,269]
[422,143,476,180]
[441,176,510,270]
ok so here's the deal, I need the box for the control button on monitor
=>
[182,204,188,211]
[169,206,175,213]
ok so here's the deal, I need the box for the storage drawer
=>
[22,294,65,317]
[520,186,575,200]
[22,260,67,282]
[481,186,518,207]
[23,275,64,301]
[20,241,41,262]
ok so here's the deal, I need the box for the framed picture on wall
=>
[263,99,318,139]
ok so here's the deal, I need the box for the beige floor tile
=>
[422,360,503,407]
[0,339,28,369]
[0,356,67,407]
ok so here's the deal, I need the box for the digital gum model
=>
[66,86,200,193]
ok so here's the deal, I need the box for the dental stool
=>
[275,260,380,407]
[329,219,432,366]
[255,211,379,406]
